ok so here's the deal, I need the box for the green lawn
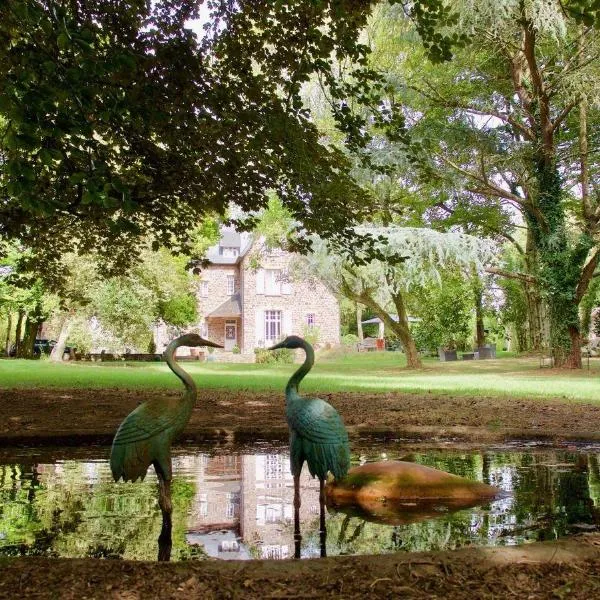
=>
[1,351,600,402]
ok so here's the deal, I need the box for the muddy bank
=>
[1,534,600,599]
[2,387,600,447]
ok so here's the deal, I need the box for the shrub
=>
[341,333,359,347]
[232,345,241,354]
[301,324,321,347]
[254,347,294,364]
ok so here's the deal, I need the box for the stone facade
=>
[196,238,340,362]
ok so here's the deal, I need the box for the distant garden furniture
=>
[461,352,475,360]
[438,349,458,361]
[477,344,496,359]
[357,337,383,352]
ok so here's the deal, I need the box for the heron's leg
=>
[157,473,172,562]
[293,472,301,559]
[319,477,327,558]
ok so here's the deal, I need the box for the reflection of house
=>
[184,452,320,560]
[157,230,340,361]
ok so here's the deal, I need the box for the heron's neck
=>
[285,341,314,401]
[165,339,197,401]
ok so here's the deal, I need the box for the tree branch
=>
[576,248,600,304]
[485,266,537,284]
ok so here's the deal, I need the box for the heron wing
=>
[112,399,185,446]
[287,397,350,479]
[288,398,349,445]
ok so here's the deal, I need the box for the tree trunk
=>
[50,314,73,362]
[580,276,600,342]
[472,271,485,347]
[4,312,12,356]
[19,317,39,359]
[389,290,422,368]
[522,229,543,352]
[14,310,25,357]
[356,303,364,342]
[342,280,422,368]
[524,282,543,351]
[529,160,589,368]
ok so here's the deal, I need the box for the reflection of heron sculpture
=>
[268,335,350,558]
[110,333,222,561]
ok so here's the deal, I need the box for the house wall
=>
[197,264,240,316]
[240,248,340,355]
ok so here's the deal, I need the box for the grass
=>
[1,351,600,402]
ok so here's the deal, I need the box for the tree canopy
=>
[0,0,380,275]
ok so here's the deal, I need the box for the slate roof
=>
[207,293,242,318]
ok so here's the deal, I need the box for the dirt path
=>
[2,387,600,446]
[2,534,600,599]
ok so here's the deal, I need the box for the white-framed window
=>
[200,281,208,298]
[198,493,208,517]
[219,246,239,257]
[265,310,282,342]
[306,313,315,327]
[226,274,235,295]
[265,269,282,295]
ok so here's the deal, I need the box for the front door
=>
[224,320,237,351]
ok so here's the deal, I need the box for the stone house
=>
[192,230,340,361]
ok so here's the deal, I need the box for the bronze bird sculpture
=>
[110,333,222,560]
[268,335,350,557]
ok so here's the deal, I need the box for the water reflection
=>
[1,448,599,561]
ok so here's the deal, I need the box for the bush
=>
[301,324,321,347]
[254,347,294,364]
[232,345,241,354]
[341,333,359,347]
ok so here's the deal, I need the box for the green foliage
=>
[0,0,378,274]
[301,324,321,347]
[85,245,198,351]
[254,347,294,364]
[342,333,360,346]
[91,278,155,351]
[64,316,94,355]
[410,270,473,351]
[159,294,197,329]
[253,195,295,250]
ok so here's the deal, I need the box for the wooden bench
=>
[357,337,385,352]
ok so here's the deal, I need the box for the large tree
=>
[364,1,600,367]
[301,227,497,368]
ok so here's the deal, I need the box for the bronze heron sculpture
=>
[268,335,350,557]
[110,333,222,560]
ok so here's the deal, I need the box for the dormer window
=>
[219,246,239,257]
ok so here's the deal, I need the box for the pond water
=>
[1,443,600,561]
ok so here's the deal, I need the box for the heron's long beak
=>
[267,341,286,351]
[200,339,224,348]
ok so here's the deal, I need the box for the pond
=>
[1,442,600,561]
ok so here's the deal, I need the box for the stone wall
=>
[196,264,240,316]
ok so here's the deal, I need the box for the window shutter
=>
[283,311,292,336]
[256,269,265,294]
[281,272,292,295]
[255,309,264,347]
